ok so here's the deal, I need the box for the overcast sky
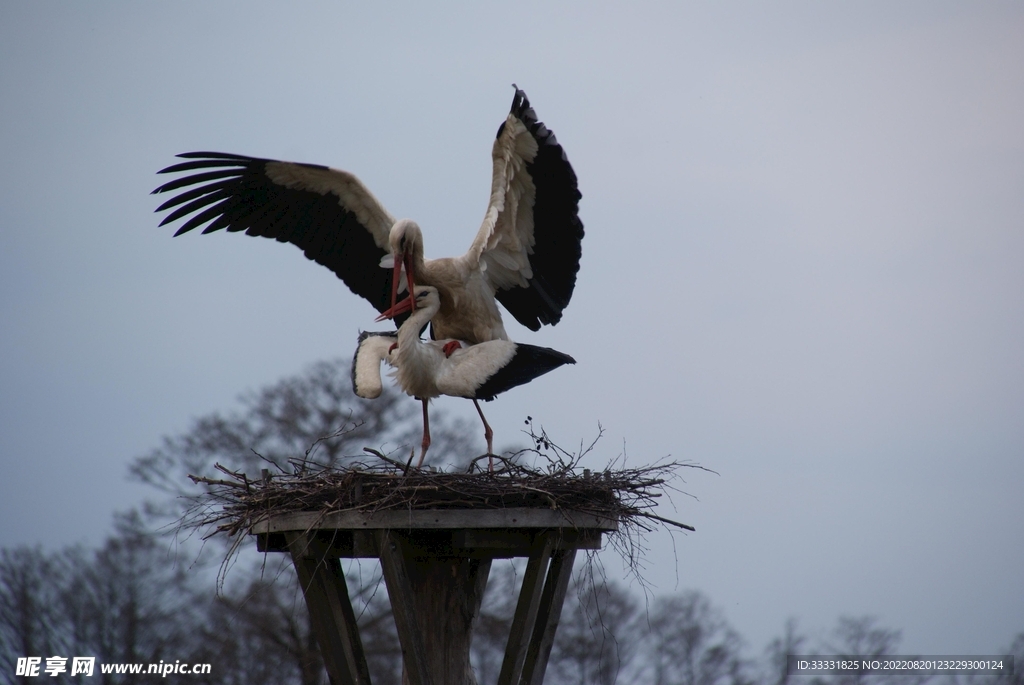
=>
[2,1,1022,656]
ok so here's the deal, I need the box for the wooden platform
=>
[253,508,617,685]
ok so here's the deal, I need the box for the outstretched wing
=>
[153,152,397,313]
[463,88,584,331]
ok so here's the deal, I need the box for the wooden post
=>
[376,531,433,685]
[379,530,494,685]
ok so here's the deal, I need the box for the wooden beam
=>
[263,527,605,558]
[253,508,618,534]
[497,536,555,685]
[453,528,604,553]
[286,533,372,685]
[376,531,432,685]
[521,548,577,685]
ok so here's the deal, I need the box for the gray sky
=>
[2,1,1022,656]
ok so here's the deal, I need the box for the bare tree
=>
[0,546,67,675]
[547,572,641,685]
[807,616,931,685]
[61,512,201,684]
[1,513,207,684]
[763,618,807,685]
[997,633,1024,685]
[825,617,901,661]
[635,590,751,685]
[192,560,326,685]
[984,632,1023,685]
[938,632,1023,685]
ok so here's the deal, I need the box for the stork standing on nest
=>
[353,286,575,470]
[152,87,583,345]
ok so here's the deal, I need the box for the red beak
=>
[376,292,415,322]
[404,252,416,312]
[389,251,418,314]
[390,251,403,312]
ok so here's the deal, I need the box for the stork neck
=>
[396,299,439,351]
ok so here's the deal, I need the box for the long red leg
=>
[417,398,431,468]
[473,399,494,472]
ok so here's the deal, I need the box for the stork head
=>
[376,285,439,322]
[388,219,423,313]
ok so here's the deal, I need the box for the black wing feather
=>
[472,344,576,401]
[153,168,243,194]
[155,178,236,212]
[153,153,393,313]
[159,187,235,224]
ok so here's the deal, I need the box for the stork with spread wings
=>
[153,87,584,345]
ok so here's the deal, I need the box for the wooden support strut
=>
[286,532,372,685]
[497,536,554,685]
[521,548,577,685]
